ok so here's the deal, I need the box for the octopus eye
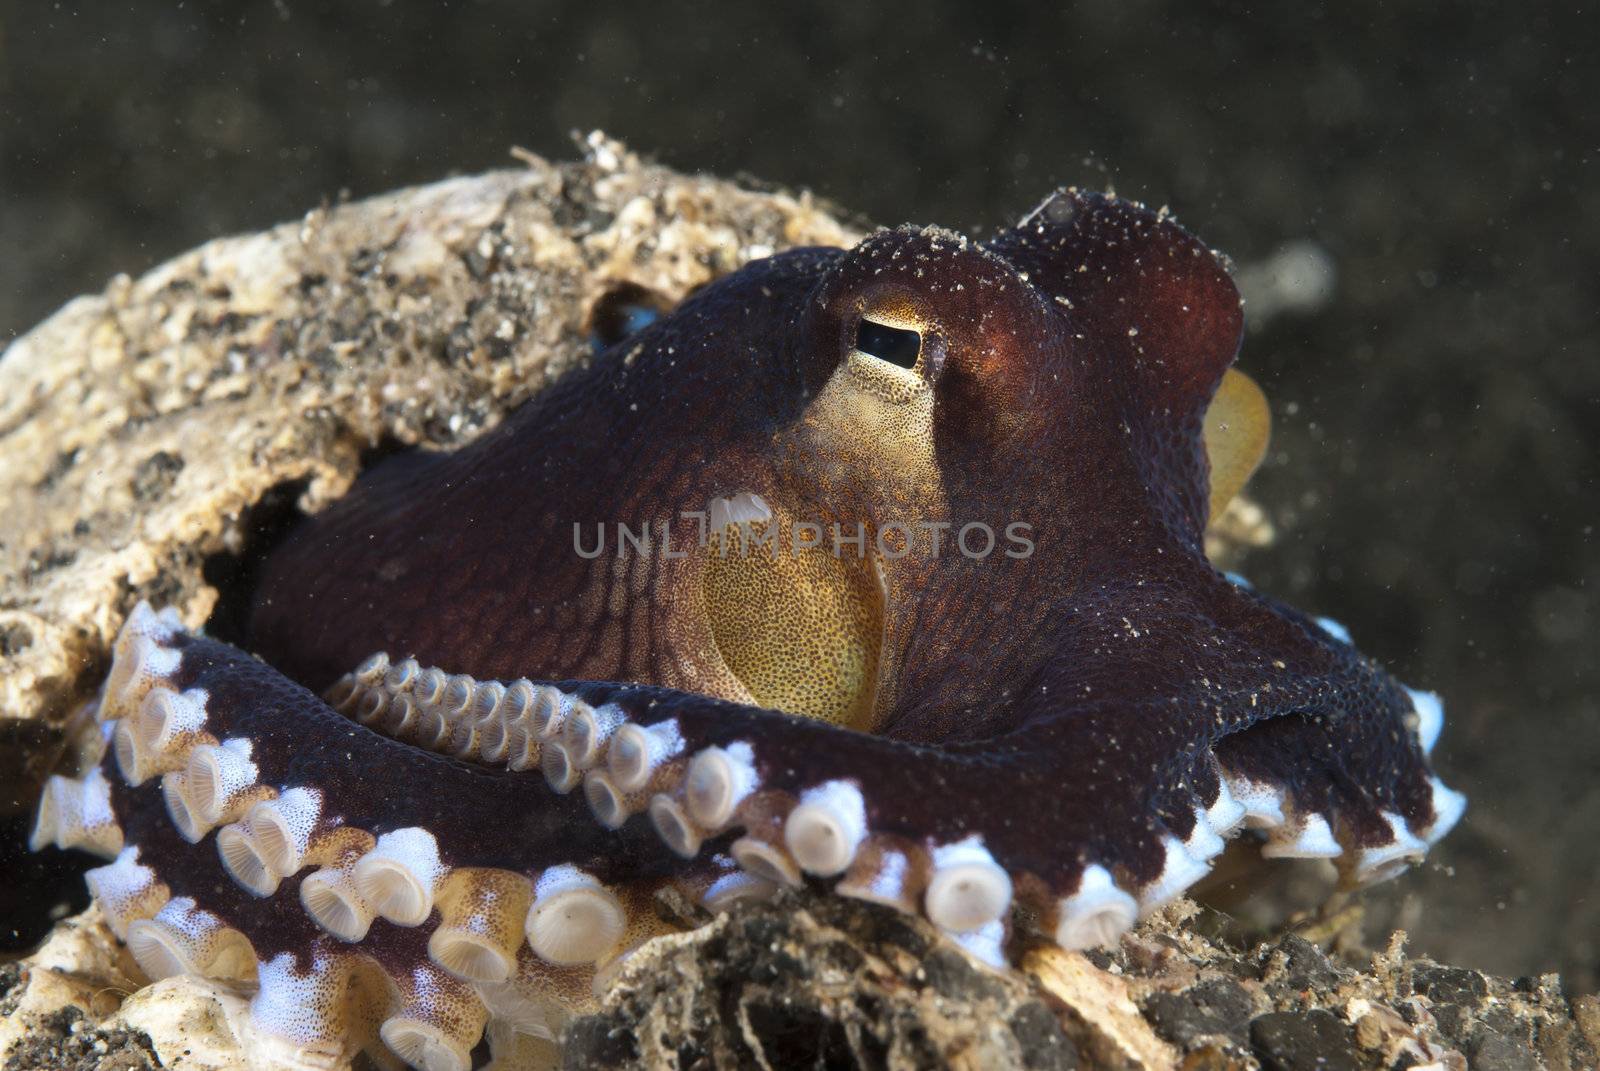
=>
[854,318,922,370]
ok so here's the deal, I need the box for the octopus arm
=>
[38,601,1469,1070]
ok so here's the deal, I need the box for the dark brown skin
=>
[58,191,1460,1067]
[244,189,1440,882]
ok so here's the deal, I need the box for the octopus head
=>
[705,193,1271,730]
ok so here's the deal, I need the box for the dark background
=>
[3,2,1595,990]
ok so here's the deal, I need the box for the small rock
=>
[1264,935,1340,993]
[1143,978,1257,1047]
[1249,1009,1361,1071]
[1411,964,1489,1008]
[1468,1029,1538,1071]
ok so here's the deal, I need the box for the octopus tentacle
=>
[1212,703,1464,885]
[321,603,1457,954]
[42,580,1465,1066]
[68,611,710,1068]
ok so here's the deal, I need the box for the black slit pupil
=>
[855,319,921,369]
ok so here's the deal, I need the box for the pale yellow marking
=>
[701,498,883,731]
[1203,368,1271,522]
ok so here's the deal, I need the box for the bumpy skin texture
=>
[36,191,1463,1071]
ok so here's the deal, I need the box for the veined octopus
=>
[32,188,1463,1070]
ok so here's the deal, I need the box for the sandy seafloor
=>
[2,0,1595,996]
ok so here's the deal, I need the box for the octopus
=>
[31,189,1464,1071]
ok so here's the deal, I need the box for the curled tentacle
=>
[79,622,693,1068]
[51,554,1465,1069]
